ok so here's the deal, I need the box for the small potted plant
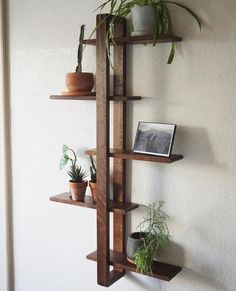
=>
[60,145,88,201]
[96,0,201,63]
[89,155,97,201]
[127,201,170,273]
[65,25,94,94]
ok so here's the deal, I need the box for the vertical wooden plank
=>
[96,14,110,287]
[113,18,127,271]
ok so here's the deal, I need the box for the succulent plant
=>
[60,145,87,183]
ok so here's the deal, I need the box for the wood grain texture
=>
[50,95,141,101]
[87,250,182,281]
[49,193,139,214]
[113,19,127,273]
[82,34,182,46]
[96,14,110,286]
[85,149,183,163]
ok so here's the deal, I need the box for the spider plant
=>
[95,0,201,64]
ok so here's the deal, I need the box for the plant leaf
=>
[164,1,201,30]
[167,42,175,64]
[60,157,67,170]
[63,145,69,154]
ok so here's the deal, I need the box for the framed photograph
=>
[133,122,176,157]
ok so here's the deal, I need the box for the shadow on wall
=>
[174,126,224,168]
[156,241,185,267]
[125,267,224,291]
[180,268,225,291]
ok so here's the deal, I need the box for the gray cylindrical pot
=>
[131,5,155,36]
[127,232,146,264]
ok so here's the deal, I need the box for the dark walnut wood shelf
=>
[82,34,182,46]
[50,95,142,101]
[85,149,183,164]
[50,193,139,214]
[87,250,182,281]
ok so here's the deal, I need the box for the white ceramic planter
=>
[131,5,155,36]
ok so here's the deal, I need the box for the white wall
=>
[0,0,7,288]
[0,0,11,290]
[7,0,236,290]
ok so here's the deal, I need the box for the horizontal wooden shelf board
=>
[50,95,141,101]
[82,34,182,46]
[86,250,182,281]
[50,193,139,214]
[50,95,96,100]
[85,149,183,163]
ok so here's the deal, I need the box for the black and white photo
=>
[133,122,176,157]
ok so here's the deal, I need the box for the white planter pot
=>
[131,5,155,36]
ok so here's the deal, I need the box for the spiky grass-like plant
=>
[135,201,170,274]
[60,145,87,183]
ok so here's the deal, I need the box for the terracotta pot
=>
[127,232,147,264]
[69,180,87,201]
[131,5,155,36]
[89,181,97,201]
[66,72,94,93]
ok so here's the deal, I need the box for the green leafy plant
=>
[60,145,87,183]
[95,0,201,64]
[135,201,170,274]
[75,24,85,73]
[90,155,97,182]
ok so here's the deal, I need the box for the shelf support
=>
[113,18,127,275]
[96,14,111,287]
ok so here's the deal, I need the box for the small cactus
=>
[75,24,85,73]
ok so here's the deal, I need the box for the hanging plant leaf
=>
[167,42,175,64]
[164,1,202,30]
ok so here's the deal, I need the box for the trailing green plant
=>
[90,155,97,182]
[95,0,201,64]
[134,201,170,274]
[60,145,87,183]
[75,24,85,73]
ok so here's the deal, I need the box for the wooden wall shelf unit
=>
[50,14,183,287]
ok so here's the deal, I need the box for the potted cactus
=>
[60,145,88,201]
[127,201,170,273]
[89,155,97,201]
[65,25,94,95]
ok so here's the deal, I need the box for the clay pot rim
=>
[66,72,94,75]
[89,180,96,184]
[129,232,147,241]
[69,180,88,184]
